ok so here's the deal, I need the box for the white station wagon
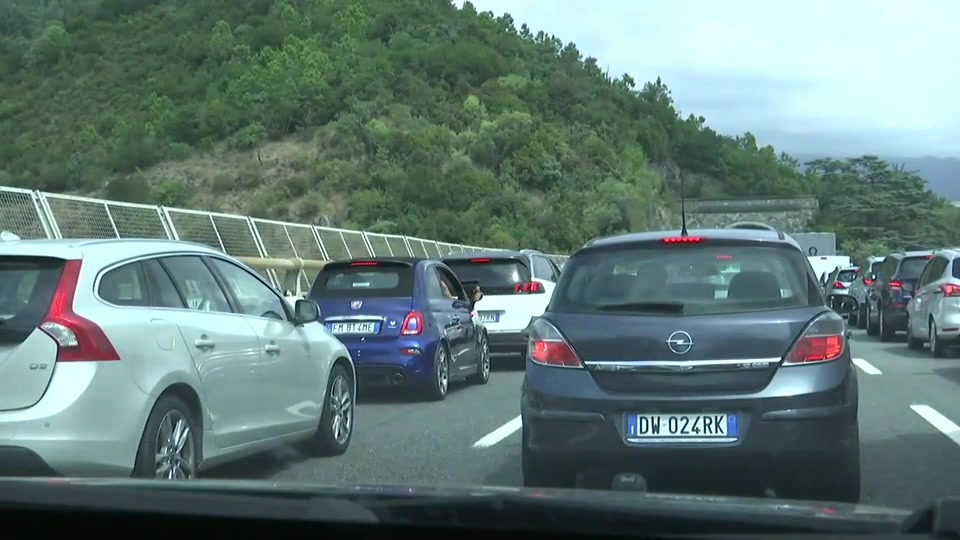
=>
[0,234,355,479]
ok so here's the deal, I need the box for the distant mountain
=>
[792,153,960,200]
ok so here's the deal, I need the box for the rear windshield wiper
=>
[594,301,685,314]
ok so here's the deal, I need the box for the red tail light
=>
[783,311,845,365]
[942,284,960,297]
[716,255,732,260]
[513,281,544,294]
[351,261,378,266]
[527,318,582,368]
[863,279,874,286]
[469,258,491,263]
[39,260,120,362]
[832,282,846,289]
[661,236,702,244]
[887,280,902,290]
[401,311,423,335]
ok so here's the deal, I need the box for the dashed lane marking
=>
[911,405,960,447]
[853,358,882,375]
[473,415,522,448]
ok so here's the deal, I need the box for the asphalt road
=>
[207,330,960,511]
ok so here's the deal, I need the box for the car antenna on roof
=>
[679,173,689,237]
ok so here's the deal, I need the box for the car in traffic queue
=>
[307,257,490,401]
[823,266,859,314]
[442,250,561,361]
[848,256,884,329]
[520,223,861,503]
[0,234,355,479]
[864,250,934,341]
[905,248,960,357]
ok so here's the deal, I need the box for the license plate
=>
[327,321,380,335]
[625,413,737,442]
[477,311,500,323]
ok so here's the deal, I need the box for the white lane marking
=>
[473,415,522,448]
[911,405,960,447]
[852,358,882,375]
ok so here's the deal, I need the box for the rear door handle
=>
[264,343,281,354]
[194,338,215,350]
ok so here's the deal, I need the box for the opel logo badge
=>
[350,300,363,310]
[666,331,694,355]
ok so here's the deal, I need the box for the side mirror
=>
[293,299,320,324]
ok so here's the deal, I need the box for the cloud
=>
[456,0,960,157]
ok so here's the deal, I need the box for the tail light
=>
[832,282,846,289]
[513,281,544,294]
[351,261,378,266]
[39,260,120,362]
[783,311,845,365]
[942,284,960,297]
[527,318,582,368]
[887,280,902,290]
[863,278,873,286]
[401,311,423,335]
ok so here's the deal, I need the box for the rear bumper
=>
[521,357,858,475]
[344,337,440,386]
[0,362,152,477]
[487,330,528,354]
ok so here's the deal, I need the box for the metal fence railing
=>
[0,186,570,290]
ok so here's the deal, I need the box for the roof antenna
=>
[679,173,689,237]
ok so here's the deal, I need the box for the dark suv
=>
[864,250,934,341]
[520,225,860,502]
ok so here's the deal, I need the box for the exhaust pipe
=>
[390,372,405,385]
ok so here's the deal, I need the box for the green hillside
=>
[0,0,913,253]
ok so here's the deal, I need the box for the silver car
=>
[906,248,960,357]
[848,256,884,329]
[0,236,355,479]
[823,266,859,313]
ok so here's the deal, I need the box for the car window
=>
[444,257,531,295]
[142,258,185,309]
[836,269,858,283]
[899,256,933,280]
[208,258,288,321]
[531,256,555,281]
[159,256,232,313]
[99,262,148,307]
[0,256,63,344]
[311,261,414,299]
[435,267,466,301]
[556,244,813,315]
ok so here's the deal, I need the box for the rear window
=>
[0,257,64,344]
[310,262,413,299]
[444,258,531,295]
[898,256,932,280]
[554,243,814,315]
[836,270,858,282]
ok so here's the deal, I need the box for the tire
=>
[930,319,948,358]
[879,308,895,342]
[848,303,859,327]
[906,315,923,350]
[865,304,879,336]
[468,331,491,385]
[302,363,354,456]
[424,342,450,401]
[777,435,861,503]
[133,394,201,480]
[521,425,576,488]
[856,304,867,329]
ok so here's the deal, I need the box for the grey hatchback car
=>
[520,225,860,502]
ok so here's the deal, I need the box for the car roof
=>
[0,238,221,260]
[444,249,527,261]
[581,228,801,252]
[324,256,429,267]
[893,250,935,259]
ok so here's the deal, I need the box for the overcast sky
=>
[457,0,960,158]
